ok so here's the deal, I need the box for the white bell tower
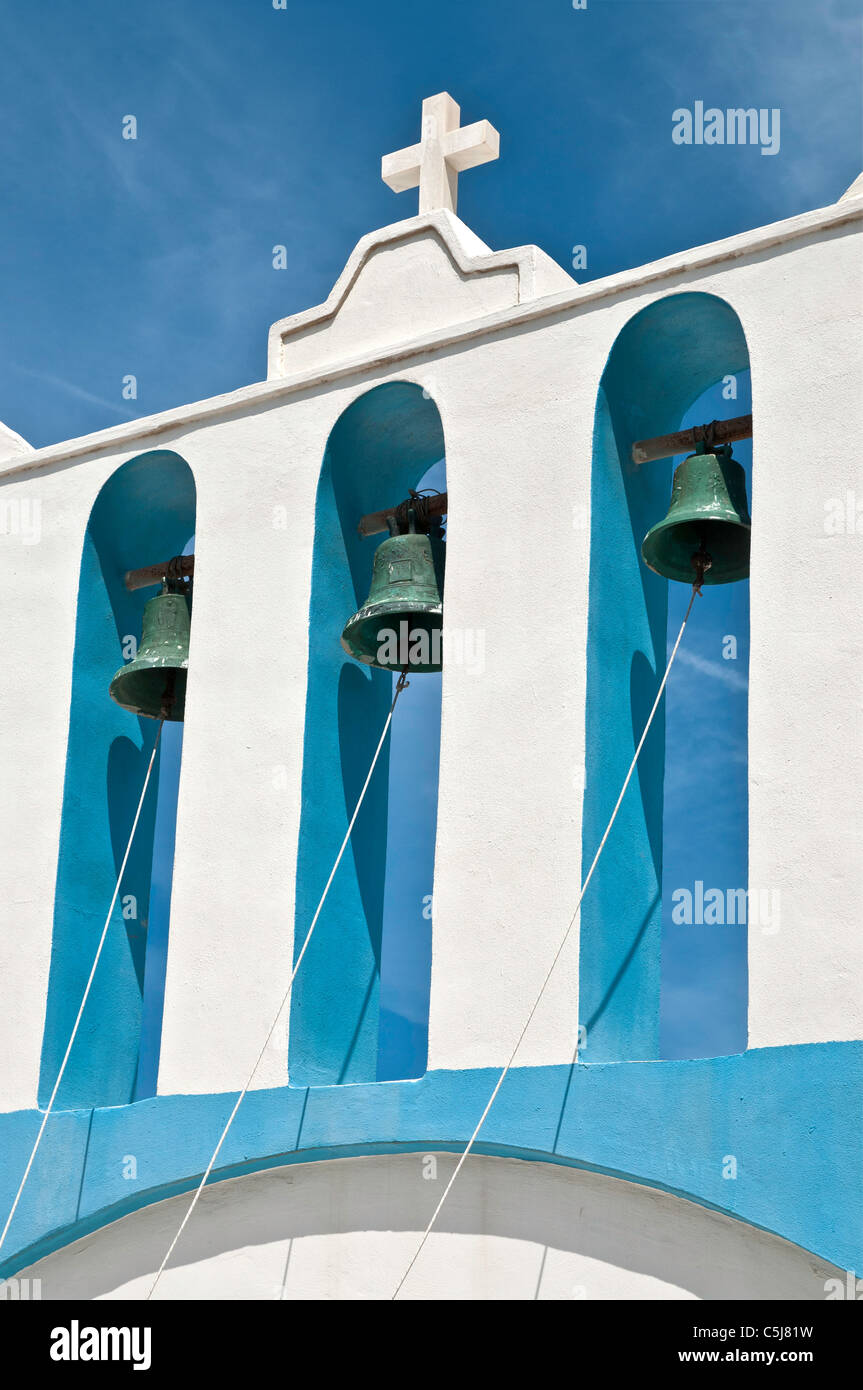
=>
[0,98,860,1300]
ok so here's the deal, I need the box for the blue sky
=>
[1,0,858,447]
[1,0,858,1073]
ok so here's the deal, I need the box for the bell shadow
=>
[107,730,161,995]
[309,661,389,1081]
[337,663,389,974]
[581,893,660,1043]
[335,973,378,1085]
[577,648,664,1046]
[630,649,665,886]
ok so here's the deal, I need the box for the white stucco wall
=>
[16,1154,841,1300]
[0,445,140,1110]
[266,210,575,378]
[0,195,860,1110]
[742,227,863,1047]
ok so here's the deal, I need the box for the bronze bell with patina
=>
[109,583,191,720]
[641,444,751,585]
[341,509,445,672]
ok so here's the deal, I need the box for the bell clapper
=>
[160,672,177,721]
[691,541,713,594]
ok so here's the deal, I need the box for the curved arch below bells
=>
[15,1152,839,1300]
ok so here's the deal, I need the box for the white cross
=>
[381,92,500,216]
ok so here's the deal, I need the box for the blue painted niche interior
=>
[581,292,750,1063]
[290,383,445,1087]
[378,456,445,1082]
[661,377,751,1059]
[39,450,196,1110]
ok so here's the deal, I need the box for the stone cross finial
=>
[381,93,499,215]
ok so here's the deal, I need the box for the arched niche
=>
[582,293,750,1062]
[40,450,196,1109]
[290,382,445,1086]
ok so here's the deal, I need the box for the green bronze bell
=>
[641,444,751,585]
[341,513,445,672]
[109,587,191,720]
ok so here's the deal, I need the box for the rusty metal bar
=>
[632,413,752,466]
[358,491,448,538]
[125,554,195,592]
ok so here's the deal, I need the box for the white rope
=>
[145,671,411,1300]
[391,586,699,1298]
[0,718,166,1258]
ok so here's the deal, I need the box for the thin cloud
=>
[9,364,137,420]
[671,646,749,692]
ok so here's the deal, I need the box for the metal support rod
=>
[358,491,448,538]
[125,555,195,591]
[632,413,752,466]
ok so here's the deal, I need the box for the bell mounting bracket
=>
[359,488,448,538]
[632,413,752,466]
